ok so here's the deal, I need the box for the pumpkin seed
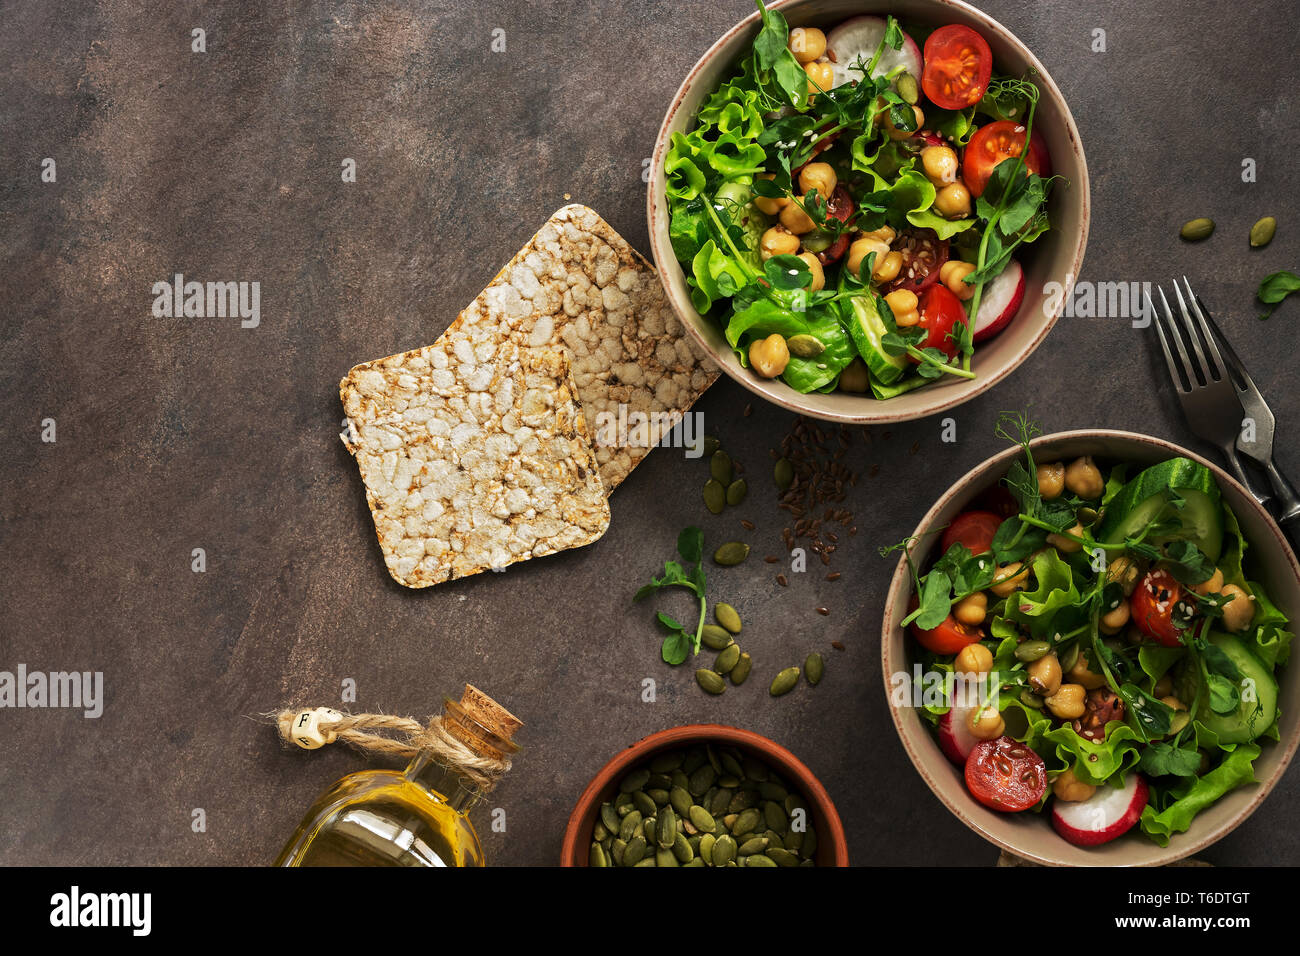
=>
[725,479,748,506]
[672,831,694,863]
[738,836,769,855]
[712,833,738,866]
[631,790,656,816]
[647,772,672,790]
[774,457,794,491]
[642,816,656,845]
[688,764,716,797]
[714,643,741,675]
[1019,688,1045,710]
[703,479,726,515]
[695,668,726,695]
[760,781,788,802]
[688,805,716,834]
[746,852,778,867]
[710,450,733,486]
[656,847,679,867]
[599,802,620,833]
[1180,217,1214,241]
[701,624,733,650]
[1059,643,1080,673]
[709,788,732,815]
[592,820,609,842]
[590,842,608,867]
[713,541,750,566]
[733,807,762,836]
[703,435,720,457]
[804,653,824,685]
[730,652,752,685]
[649,751,683,773]
[766,846,800,867]
[611,837,627,865]
[715,602,742,634]
[1015,640,1051,662]
[669,786,692,816]
[1250,216,1277,248]
[633,857,656,867]
[699,832,716,865]
[762,801,787,831]
[897,72,919,105]
[656,806,678,847]
[619,768,650,793]
[646,788,670,807]
[770,666,800,696]
[785,334,826,358]
[623,835,647,865]
[727,790,755,814]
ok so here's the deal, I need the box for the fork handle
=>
[1261,458,1300,543]
[1222,445,1270,508]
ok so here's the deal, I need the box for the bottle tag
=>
[290,707,343,750]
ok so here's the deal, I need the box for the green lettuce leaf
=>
[1138,744,1261,846]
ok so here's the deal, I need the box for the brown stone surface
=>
[1,0,1297,865]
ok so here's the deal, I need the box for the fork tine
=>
[1154,285,1196,391]
[1170,279,1215,385]
[1186,278,1251,393]
[1148,286,1190,393]
[1178,277,1228,381]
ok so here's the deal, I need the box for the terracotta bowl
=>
[647,0,1089,423]
[881,430,1300,865]
[561,724,848,865]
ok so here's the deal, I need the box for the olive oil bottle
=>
[275,686,521,867]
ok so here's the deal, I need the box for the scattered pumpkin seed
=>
[774,457,794,491]
[897,72,919,105]
[714,541,750,566]
[710,450,733,486]
[715,643,741,675]
[590,842,608,867]
[725,478,748,506]
[730,652,752,685]
[1015,640,1051,662]
[688,805,716,833]
[1180,217,1214,241]
[701,624,733,650]
[804,653,824,685]
[703,479,726,515]
[785,334,826,358]
[695,669,726,695]
[1250,216,1276,248]
[770,666,800,696]
[703,435,720,457]
[715,603,742,634]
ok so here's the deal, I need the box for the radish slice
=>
[1051,774,1149,847]
[938,703,980,766]
[826,17,923,92]
[971,259,1025,343]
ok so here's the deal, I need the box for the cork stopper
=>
[442,684,522,761]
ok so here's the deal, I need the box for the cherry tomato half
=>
[965,735,1047,812]
[940,510,1003,556]
[884,228,949,294]
[816,186,855,266]
[922,24,993,110]
[914,284,969,360]
[963,120,1051,198]
[909,598,983,654]
[1131,568,1192,647]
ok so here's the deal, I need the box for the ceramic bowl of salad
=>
[647,0,1088,423]
[882,423,1299,865]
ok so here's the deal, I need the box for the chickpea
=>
[798,162,837,200]
[939,260,976,300]
[838,358,870,393]
[804,61,834,97]
[1045,683,1087,720]
[884,289,918,315]
[1028,652,1063,697]
[954,592,987,626]
[846,237,890,278]
[748,333,790,379]
[759,225,800,261]
[797,252,826,293]
[934,182,972,220]
[990,561,1030,597]
[885,104,924,140]
[1192,567,1225,596]
[1036,462,1065,499]
[860,225,896,245]
[1153,674,1174,698]
[955,641,994,676]
[873,251,903,283]
[1052,768,1097,803]
[1219,584,1254,632]
[920,145,959,185]
[1047,522,1085,553]
[1106,555,1141,596]
[788,26,827,64]
[1067,650,1108,690]
[1064,456,1105,499]
[753,174,790,216]
[779,198,816,235]
[968,704,1005,741]
[1100,598,1131,634]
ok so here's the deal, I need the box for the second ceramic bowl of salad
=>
[647,0,1088,423]
[882,428,1300,865]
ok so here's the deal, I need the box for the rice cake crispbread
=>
[339,332,610,589]
[447,204,719,493]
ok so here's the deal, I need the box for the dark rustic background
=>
[2,0,1296,866]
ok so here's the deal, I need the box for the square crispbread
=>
[447,204,719,493]
[339,330,610,589]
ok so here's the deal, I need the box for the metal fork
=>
[1181,279,1300,535]
[1147,280,1268,505]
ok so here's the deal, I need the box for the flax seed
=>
[826,572,841,581]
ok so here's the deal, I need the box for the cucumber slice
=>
[1195,632,1278,744]
[1096,458,1223,561]
[847,295,905,385]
